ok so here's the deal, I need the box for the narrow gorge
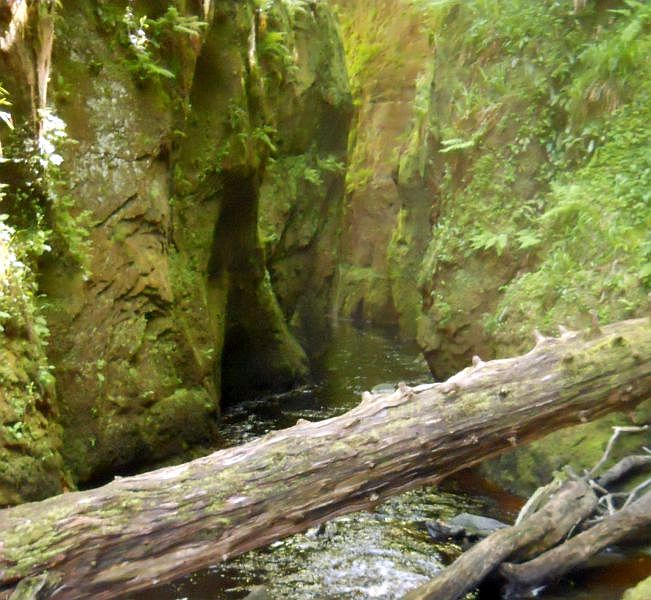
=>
[1,0,650,597]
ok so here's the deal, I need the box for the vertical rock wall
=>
[332,0,651,491]
[0,0,351,497]
[331,0,432,333]
[0,0,69,506]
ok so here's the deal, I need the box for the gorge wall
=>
[333,0,651,493]
[1,0,650,506]
[0,0,351,504]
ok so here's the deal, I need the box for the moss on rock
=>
[623,575,651,600]
[1,0,351,494]
[409,0,651,489]
[0,220,69,506]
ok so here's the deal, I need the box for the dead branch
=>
[501,491,651,591]
[403,481,597,600]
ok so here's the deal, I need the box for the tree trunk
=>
[1,317,650,599]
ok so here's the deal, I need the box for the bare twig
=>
[595,455,651,488]
[597,493,617,515]
[587,425,649,479]
[623,476,651,508]
[587,480,609,496]
[501,491,651,591]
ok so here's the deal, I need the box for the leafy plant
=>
[122,5,206,83]
[469,229,509,256]
[439,137,476,153]
[0,83,13,157]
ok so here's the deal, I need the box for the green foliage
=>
[439,137,476,153]
[37,109,92,275]
[267,150,342,198]
[0,83,13,132]
[415,0,651,354]
[260,148,344,251]
[253,0,321,85]
[223,100,279,163]
[258,30,291,63]
[468,230,509,256]
[0,83,13,158]
[0,214,49,340]
[566,0,651,122]
[345,165,372,194]
[334,6,384,102]
[48,191,92,274]
[122,5,206,84]
[489,97,651,337]
[284,0,310,21]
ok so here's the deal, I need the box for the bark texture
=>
[403,481,597,600]
[501,490,651,589]
[0,317,650,599]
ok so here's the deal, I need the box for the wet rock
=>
[371,382,397,394]
[426,512,508,543]
[448,513,509,537]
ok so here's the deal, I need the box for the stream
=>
[131,322,650,600]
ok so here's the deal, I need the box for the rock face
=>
[332,0,651,491]
[0,0,69,506]
[0,218,69,505]
[332,0,433,335]
[409,1,651,493]
[334,0,651,370]
[0,0,351,496]
[1,0,650,504]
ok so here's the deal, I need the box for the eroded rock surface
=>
[0,0,351,493]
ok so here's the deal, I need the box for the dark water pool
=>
[130,322,650,600]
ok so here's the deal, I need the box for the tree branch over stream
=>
[1,317,651,599]
[404,426,651,600]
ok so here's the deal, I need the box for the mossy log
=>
[1,318,651,599]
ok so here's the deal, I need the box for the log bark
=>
[403,480,598,600]
[1,317,651,599]
[501,490,651,590]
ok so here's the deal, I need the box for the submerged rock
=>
[426,512,508,543]
[448,513,509,538]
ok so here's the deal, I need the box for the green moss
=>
[414,0,651,371]
[481,399,651,496]
[335,264,397,325]
[142,388,215,458]
[623,576,651,600]
[0,214,68,505]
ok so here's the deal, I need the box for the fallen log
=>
[1,317,651,599]
[501,490,651,591]
[403,480,598,600]
[404,425,651,600]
